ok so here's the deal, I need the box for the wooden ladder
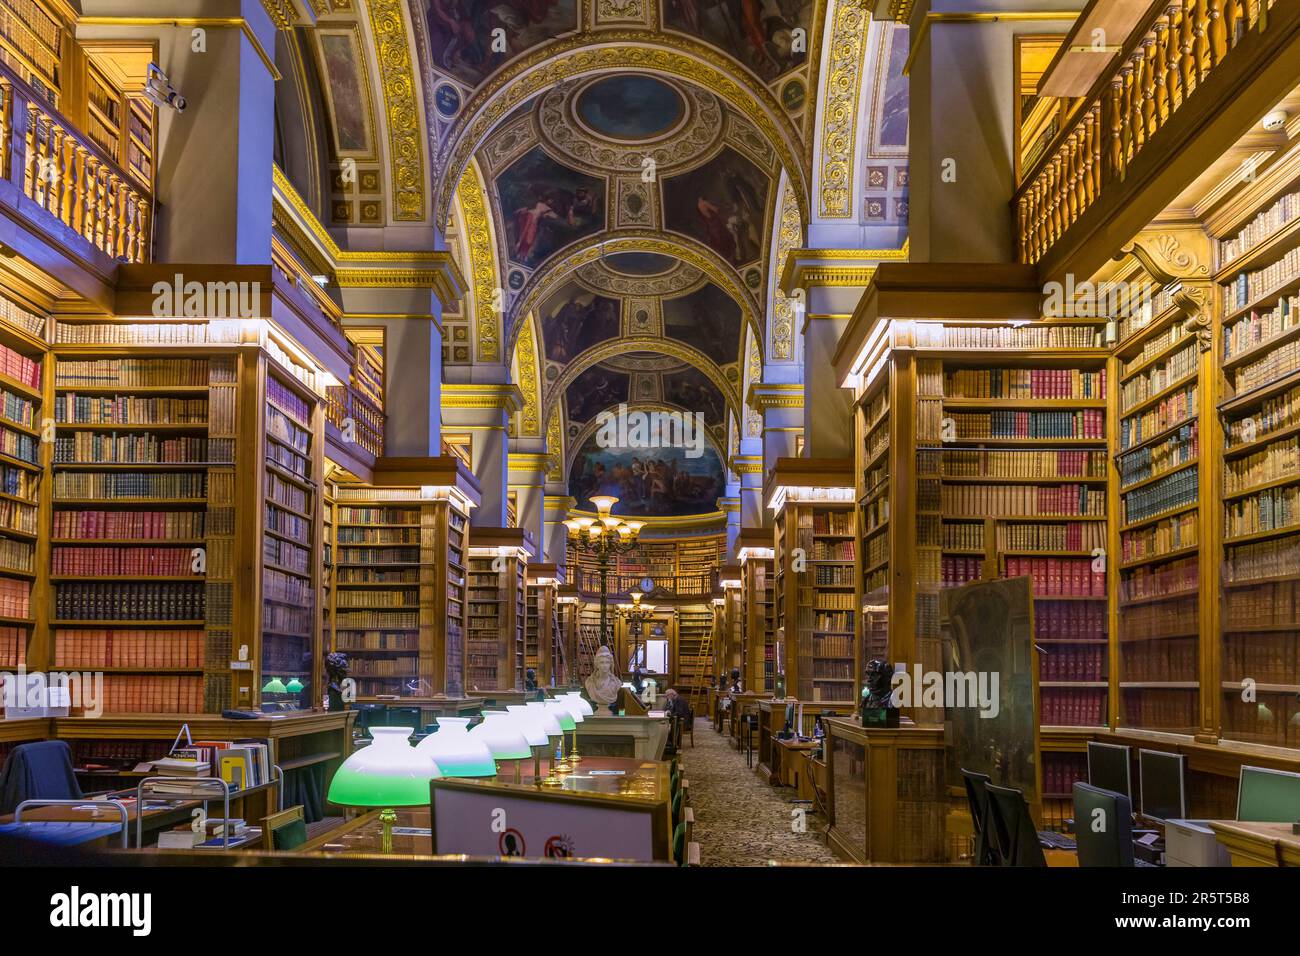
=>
[686,626,712,718]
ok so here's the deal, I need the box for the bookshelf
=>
[1113,294,1205,736]
[1217,171,1300,747]
[525,564,560,687]
[260,364,320,710]
[465,528,530,694]
[737,536,776,694]
[767,459,856,705]
[49,347,220,714]
[675,604,713,693]
[855,359,890,670]
[332,497,423,699]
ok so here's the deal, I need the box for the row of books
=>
[0,343,40,389]
[1115,286,1178,342]
[53,471,207,499]
[1120,318,1195,377]
[1224,434,1300,494]
[350,657,419,676]
[55,358,208,387]
[814,564,853,586]
[335,631,420,651]
[0,425,36,463]
[944,367,1106,399]
[944,520,984,551]
[1035,599,1106,641]
[1120,596,1197,639]
[1042,753,1088,797]
[266,404,310,453]
[809,659,853,680]
[0,293,44,338]
[1225,536,1300,583]
[814,591,855,610]
[1040,644,1105,681]
[941,556,982,587]
[1119,555,1199,603]
[1219,187,1300,264]
[1006,556,1106,597]
[262,602,312,635]
[336,590,419,608]
[0,577,29,617]
[1224,245,1300,311]
[1121,510,1197,563]
[53,395,208,425]
[865,531,888,568]
[805,610,854,633]
[913,324,1102,349]
[1220,633,1299,686]
[0,498,38,534]
[263,535,309,574]
[52,629,205,668]
[338,546,420,565]
[0,388,35,428]
[941,449,1106,479]
[0,536,33,572]
[0,625,26,668]
[809,540,854,561]
[337,610,418,628]
[1221,696,1300,748]
[265,503,310,544]
[1226,382,1300,447]
[1233,334,1300,393]
[1223,294,1300,361]
[947,409,1105,440]
[996,520,1105,552]
[337,506,421,524]
[1119,385,1196,449]
[266,377,310,426]
[1120,689,1197,731]
[1119,343,1197,412]
[1117,425,1198,487]
[0,463,37,500]
[1120,637,1198,682]
[811,511,853,535]
[941,483,1105,517]
[1121,466,1198,525]
[53,433,216,464]
[337,567,420,584]
[51,509,205,540]
[1040,688,1107,727]
[266,472,310,514]
[796,633,853,658]
[95,675,204,714]
[54,323,219,346]
[51,546,196,576]
[264,568,313,605]
[53,581,204,620]
[1224,484,1300,539]
[337,527,420,545]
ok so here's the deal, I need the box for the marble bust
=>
[584,646,621,715]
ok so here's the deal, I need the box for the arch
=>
[513,311,543,437]
[564,400,731,476]
[543,339,742,433]
[506,230,763,357]
[430,33,811,230]
[454,158,505,363]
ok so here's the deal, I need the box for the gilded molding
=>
[261,0,295,29]
[364,0,425,221]
[442,383,526,411]
[747,382,804,410]
[771,182,803,360]
[508,452,551,470]
[779,243,908,289]
[515,314,542,436]
[819,0,870,218]
[457,161,501,362]
[546,407,564,481]
[430,33,810,229]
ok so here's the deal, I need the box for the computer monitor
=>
[1138,749,1186,821]
[1238,765,1300,822]
[1087,741,1132,800]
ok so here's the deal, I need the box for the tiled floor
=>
[678,719,838,867]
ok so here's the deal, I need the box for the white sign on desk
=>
[431,785,656,861]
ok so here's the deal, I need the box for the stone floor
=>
[677,718,838,867]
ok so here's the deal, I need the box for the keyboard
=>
[1038,830,1077,850]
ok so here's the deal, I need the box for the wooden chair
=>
[684,707,695,748]
[262,805,308,850]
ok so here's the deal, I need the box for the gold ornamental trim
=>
[819,0,870,218]
[430,33,810,229]
[364,0,426,221]
[442,383,526,411]
[457,160,502,362]
[747,382,804,410]
[546,406,564,482]
[515,314,542,436]
[508,452,551,470]
[261,0,295,29]
[780,243,908,290]
[770,181,803,360]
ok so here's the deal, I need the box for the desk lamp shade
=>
[541,699,578,732]
[414,717,498,777]
[505,706,551,747]
[552,695,587,724]
[327,727,440,807]
[285,677,304,693]
[523,701,564,736]
[470,712,532,760]
[561,692,594,717]
[262,677,287,694]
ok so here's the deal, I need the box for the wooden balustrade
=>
[0,62,151,264]
[574,570,718,598]
[326,381,385,458]
[1016,0,1274,265]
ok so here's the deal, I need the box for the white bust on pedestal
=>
[584,645,621,716]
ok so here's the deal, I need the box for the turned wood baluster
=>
[1073,132,1088,220]
[123,189,138,263]
[1207,0,1227,63]
[105,174,121,258]
[1223,0,1242,48]
[1121,61,1139,160]
[1179,0,1197,98]
[1062,133,1077,227]
[1140,39,1158,141]
[136,199,149,262]
[1108,78,1125,183]
[69,146,87,236]
[25,104,43,204]
[93,165,108,252]
[1192,0,1211,83]
[1047,158,1062,244]
[0,81,9,178]
[1152,19,1170,124]
[1163,5,1183,113]
[1083,109,1098,205]
[1031,179,1045,261]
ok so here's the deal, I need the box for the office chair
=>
[984,783,1047,867]
[0,741,84,814]
[961,768,1000,865]
[262,805,308,851]
[1072,782,1138,867]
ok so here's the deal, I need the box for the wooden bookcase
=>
[766,459,856,706]
[675,603,713,693]
[465,527,530,694]
[525,562,560,687]
[737,534,776,695]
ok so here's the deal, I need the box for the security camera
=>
[144,63,187,113]
[1262,109,1288,132]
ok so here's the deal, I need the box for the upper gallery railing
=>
[0,60,151,263]
[1016,0,1277,266]
[326,376,385,458]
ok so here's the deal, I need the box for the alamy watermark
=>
[1,667,103,718]
[595,403,706,459]
[891,665,1001,718]
[151,273,261,319]
[1042,274,1157,319]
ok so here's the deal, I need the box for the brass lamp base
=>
[380,808,397,853]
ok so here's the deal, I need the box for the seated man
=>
[663,688,691,721]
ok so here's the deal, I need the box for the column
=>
[508,446,548,552]
[748,383,804,469]
[440,381,523,527]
